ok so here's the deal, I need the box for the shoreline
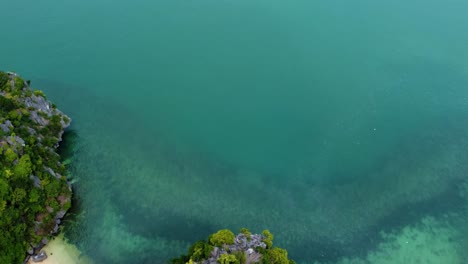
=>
[27,234,92,264]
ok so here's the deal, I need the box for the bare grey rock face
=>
[30,175,42,188]
[0,120,12,133]
[202,233,267,264]
[18,81,71,131]
[31,251,47,262]
[6,135,25,146]
[28,110,48,127]
[55,210,67,220]
[44,166,57,178]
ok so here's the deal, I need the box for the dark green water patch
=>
[121,206,218,242]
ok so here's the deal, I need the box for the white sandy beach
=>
[28,234,92,264]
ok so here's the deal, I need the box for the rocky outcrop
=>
[0,120,12,133]
[172,229,294,264]
[203,233,266,264]
[0,71,73,263]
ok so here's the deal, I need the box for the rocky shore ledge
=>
[0,71,72,264]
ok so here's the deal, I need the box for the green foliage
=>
[187,241,213,261]
[209,229,235,247]
[218,253,239,264]
[234,251,247,264]
[261,248,290,264]
[63,116,70,124]
[0,96,18,115]
[0,71,72,264]
[29,189,40,203]
[13,154,32,179]
[170,257,188,264]
[262,230,274,249]
[171,240,213,264]
[240,227,252,238]
[0,71,8,88]
[11,188,27,204]
[8,109,21,122]
[4,148,18,163]
[33,90,45,98]
[13,77,24,91]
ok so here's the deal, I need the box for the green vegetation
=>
[218,253,238,264]
[259,248,290,264]
[171,228,295,264]
[240,228,252,241]
[33,90,46,98]
[172,240,214,264]
[209,229,235,247]
[261,230,274,249]
[0,71,72,264]
[187,241,214,262]
[0,71,8,87]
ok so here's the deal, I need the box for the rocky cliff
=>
[0,71,72,264]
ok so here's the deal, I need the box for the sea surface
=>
[2,0,468,263]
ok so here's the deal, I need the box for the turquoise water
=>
[2,0,468,263]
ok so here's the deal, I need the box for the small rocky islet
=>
[0,71,72,264]
[172,229,295,264]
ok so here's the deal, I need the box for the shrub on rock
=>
[209,229,235,247]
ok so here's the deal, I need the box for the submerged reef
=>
[172,228,295,264]
[0,71,72,264]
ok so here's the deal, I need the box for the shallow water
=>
[2,0,468,263]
